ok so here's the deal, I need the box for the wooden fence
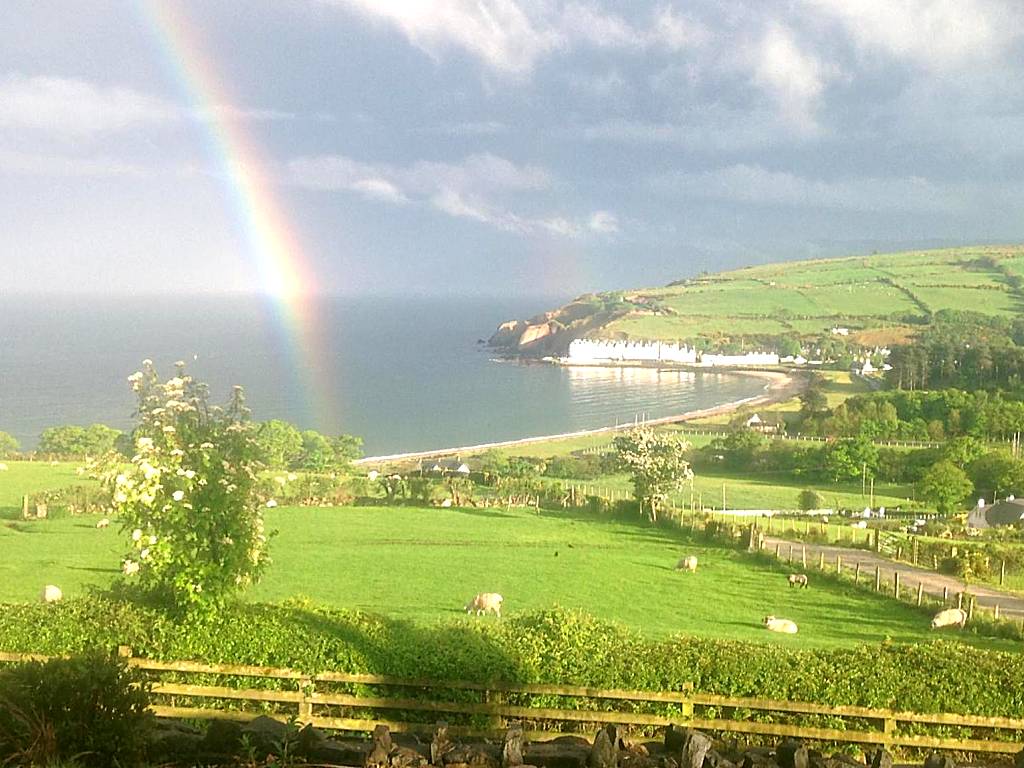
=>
[1,650,1022,754]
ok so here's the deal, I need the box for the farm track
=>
[761,535,1024,620]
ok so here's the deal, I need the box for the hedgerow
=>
[1,598,1023,719]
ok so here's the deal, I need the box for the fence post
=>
[855,562,861,584]
[775,543,781,558]
[882,715,896,747]
[893,572,900,600]
[836,554,842,577]
[943,586,949,602]
[917,582,924,606]
[968,597,975,621]
[21,495,29,519]
[874,566,881,592]
[298,676,314,723]
[802,546,807,568]
[789,544,794,562]
[994,604,1001,620]
[818,552,825,571]
[681,682,694,720]
[957,592,963,610]
[1001,561,1006,587]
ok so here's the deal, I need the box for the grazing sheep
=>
[763,615,798,634]
[96,518,110,529]
[465,592,503,617]
[787,573,808,588]
[42,585,63,603]
[675,555,699,573]
[930,608,968,630]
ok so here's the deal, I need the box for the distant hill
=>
[489,245,1024,356]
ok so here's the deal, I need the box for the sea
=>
[0,295,766,455]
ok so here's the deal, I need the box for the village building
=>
[745,413,786,434]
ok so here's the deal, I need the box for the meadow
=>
[3,493,1011,650]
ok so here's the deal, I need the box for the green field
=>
[588,246,1024,346]
[3,503,1007,649]
[0,461,88,517]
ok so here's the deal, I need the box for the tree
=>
[613,428,692,522]
[918,460,973,515]
[39,423,121,456]
[968,451,1024,502]
[824,437,879,482]
[0,430,19,458]
[98,360,269,613]
[299,430,335,471]
[942,436,987,469]
[798,489,825,512]
[255,420,303,468]
[332,433,364,468]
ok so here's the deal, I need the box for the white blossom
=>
[266,499,278,508]
[131,528,143,541]
[140,548,150,559]
[172,490,185,501]
[122,559,140,576]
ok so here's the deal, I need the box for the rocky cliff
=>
[487,294,636,356]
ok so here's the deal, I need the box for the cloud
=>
[750,24,828,133]
[588,210,619,233]
[322,1,709,74]
[322,0,562,75]
[0,74,177,137]
[560,3,641,49]
[0,148,151,178]
[652,163,974,214]
[580,111,801,152]
[801,0,1022,69]
[289,150,616,237]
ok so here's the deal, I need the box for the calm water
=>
[0,295,765,454]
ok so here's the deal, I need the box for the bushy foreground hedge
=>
[1,599,1022,719]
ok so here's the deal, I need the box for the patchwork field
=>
[589,246,1024,346]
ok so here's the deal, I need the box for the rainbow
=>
[140,1,335,427]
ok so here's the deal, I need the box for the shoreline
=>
[355,367,803,466]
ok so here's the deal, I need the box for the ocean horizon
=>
[0,294,766,455]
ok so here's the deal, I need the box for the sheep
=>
[675,555,699,573]
[41,585,63,603]
[96,518,110,529]
[930,608,968,630]
[465,592,503,617]
[787,574,808,588]
[763,615,798,634]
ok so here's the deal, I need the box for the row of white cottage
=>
[565,338,780,367]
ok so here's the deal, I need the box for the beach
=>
[355,368,802,465]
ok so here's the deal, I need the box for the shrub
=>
[96,360,269,613]
[0,652,152,767]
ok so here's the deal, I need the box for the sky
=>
[3,0,1024,298]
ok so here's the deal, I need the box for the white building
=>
[566,338,698,364]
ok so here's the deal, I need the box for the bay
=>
[0,295,766,454]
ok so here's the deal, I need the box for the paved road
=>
[761,535,1024,620]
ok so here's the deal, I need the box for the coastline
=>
[355,367,803,466]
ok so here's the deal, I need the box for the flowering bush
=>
[99,360,270,611]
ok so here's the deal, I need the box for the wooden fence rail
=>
[2,650,1022,753]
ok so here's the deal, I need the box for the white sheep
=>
[465,592,503,617]
[787,574,808,588]
[930,608,968,630]
[763,615,798,634]
[676,555,699,573]
[41,585,63,603]
[96,518,110,529]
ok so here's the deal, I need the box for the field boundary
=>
[1,650,1022,753]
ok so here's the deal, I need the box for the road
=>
[761,535,1024,620]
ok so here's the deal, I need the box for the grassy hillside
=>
[492,246,1024,353]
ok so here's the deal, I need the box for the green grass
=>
[0,504,1008,649]
[562,246,1024,346]
[0,461,89,517]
